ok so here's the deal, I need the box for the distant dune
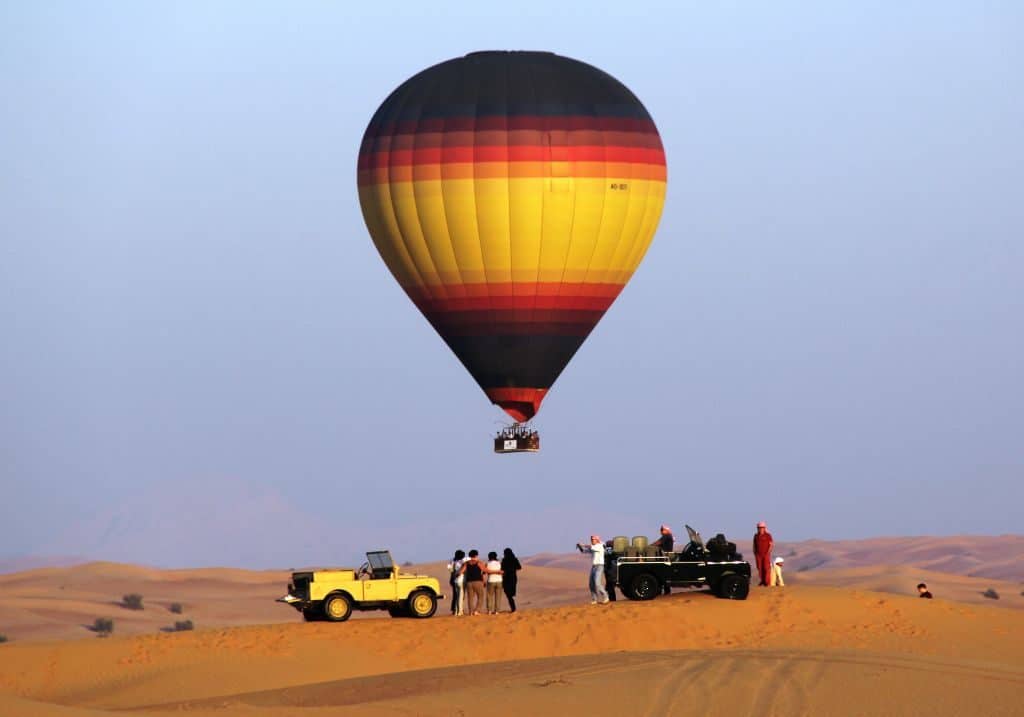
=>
[0,585,1021,716]
[774,534,1024,581]
[2,535,1021,646]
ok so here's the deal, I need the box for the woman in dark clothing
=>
[501,547,523,612]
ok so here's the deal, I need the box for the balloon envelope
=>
[358,51,667,421]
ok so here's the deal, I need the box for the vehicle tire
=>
[387,605,410,618]
[407,590,437,619]
[717,574,749,600]
[323,593,353,622]
[630,573,660,601]
[302,606,324,622]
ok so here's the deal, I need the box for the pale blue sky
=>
[2,2,1022,567]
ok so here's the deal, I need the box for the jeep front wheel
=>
[407,590,437,619]
[630,573,660,601]
[717,574,749,600]
[323,593,353,622]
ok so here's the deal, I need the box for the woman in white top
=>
[484,551,504,614]
[447,550,467,616]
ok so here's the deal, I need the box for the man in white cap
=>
[576,535,610,604]
[770,556,785,587]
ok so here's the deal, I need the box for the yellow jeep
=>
[277,550,443,622]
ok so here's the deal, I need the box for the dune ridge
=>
[0,585,1021,716]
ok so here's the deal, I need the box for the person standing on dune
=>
[484,551,504,614]
[459,550,486,616]
[501,548,522,613]
[447,550,466,616]
[576,535,610,604]
[753,522,774,587]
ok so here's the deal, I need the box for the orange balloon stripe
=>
[359,145,665,170]
[358,161,666,185]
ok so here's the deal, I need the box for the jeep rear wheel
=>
[387,605,409,618]
[717,574,749,600]
[323,593,353,622]
[407,590,437,619]
[630,573,660,601]
[302,606,324,622]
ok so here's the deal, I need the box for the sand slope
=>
[0,585,1021,716]
[775,534,1024,581]
[0,560,586,643]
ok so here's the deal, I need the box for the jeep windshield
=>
[366,550,395,578]
[685,525,704,550]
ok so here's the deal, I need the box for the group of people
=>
[753,521,785,587]
[447,548,522,616]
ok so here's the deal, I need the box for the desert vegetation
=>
[122,594,144,610]
[171,620,194,632]
[169,602,183,614]
[91,618,114,636]
[982,588,1000,600]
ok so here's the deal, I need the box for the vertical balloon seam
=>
[556,65,612,327]
[584,69,641,295]
[373,83,432,303]
[408,67,454,305]
[465,59,501,353]
[620,83,666,284]
[430,62,466,294]
[434,63,470,309]
[547,63,587,391]
[622,174,665,291]
[381,76,434,303]
[522,55,547,398]
[360,88,407,291]
[619,97,665,291]
[495,54,512,391]
[465,55,505,401]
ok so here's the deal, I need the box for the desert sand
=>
[2,538,1023,715]
[1,585,1022,716]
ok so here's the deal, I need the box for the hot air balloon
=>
[357,51,667,451]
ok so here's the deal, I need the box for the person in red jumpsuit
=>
[752,521,774,587]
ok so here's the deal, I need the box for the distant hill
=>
[773,535,1024,582]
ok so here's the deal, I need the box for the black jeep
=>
[608,526,751,600]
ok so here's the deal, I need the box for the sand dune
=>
[775,534,1024,581]
[0,559,588,643]
[0,585,1021,716]
[3,533,1022,645]
[790,565,1024,609]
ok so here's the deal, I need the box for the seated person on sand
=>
[917,583,933,599]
